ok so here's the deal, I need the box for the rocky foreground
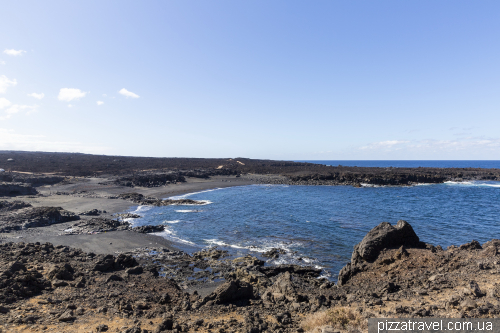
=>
[1,214,499,333]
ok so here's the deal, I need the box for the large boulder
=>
[351,220,420,264]
[338,220,422,286]
[202,280,253,305]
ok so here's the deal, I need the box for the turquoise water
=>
[129,180,500,280]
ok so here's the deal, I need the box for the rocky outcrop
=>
[118,192,205,206]
[351,220,421,264]
[201,280,253,305]
[0,204,79,232]
[70,218,129,233]
[0,182,37,196]
[132,225,165,233]
[338,220,423,285]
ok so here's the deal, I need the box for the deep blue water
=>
[297,160,500,169]
[129,180,500,281]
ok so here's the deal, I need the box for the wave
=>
[167,200,213,206]
[167,188,223,200]
[444,181,500,188]
[153,230,197,246]
[163,220,181,224]
[131,205,152,213]
[175,209,202,213]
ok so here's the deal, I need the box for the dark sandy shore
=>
[0,174,273,254]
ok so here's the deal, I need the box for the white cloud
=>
[5,104,38,115]
[3,49,26,56]
[97,101,104,106]
[0,97,12,109]
[102,94,107,97]
[0,75,17,93]
[68,104,73,108]
[0,60,5,65]
[119,88,139,98]
[28,92,44,100]
[58,88,87,102]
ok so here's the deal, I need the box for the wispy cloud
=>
[5,104,38,115]
[58,88,87,102]
[3,49,26,56]
[97,101,104,106]
[28,92,44,100]
[359,138,500,157]
[0,128,109,153]
[119,88,139,98]
[359,140,409,150]
[0,75,17,93]
[1,104,39,119]
[0,60,5,65]
[0,97,12,109]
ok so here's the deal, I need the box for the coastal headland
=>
[1,151,499,332]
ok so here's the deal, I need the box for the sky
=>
[1,1,500,160]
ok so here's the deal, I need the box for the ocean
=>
[128,160,500,281]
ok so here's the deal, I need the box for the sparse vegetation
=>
[301,306,367,332]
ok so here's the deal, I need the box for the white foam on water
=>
[175,209,202,213]
[444,181,474,186]
[168,188,223,200]
[444,180,500,187]
[360,183,385,188]
[153,230,197,246]
[163,220,181,224]
[168,200,213,206]
[131,205,152,213]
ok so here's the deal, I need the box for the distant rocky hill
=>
[0,151,499,185]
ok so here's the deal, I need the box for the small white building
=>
[0,169,4,172]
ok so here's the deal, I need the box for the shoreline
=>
[0,174,269,255]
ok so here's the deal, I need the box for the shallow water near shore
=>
[129,181,500,280]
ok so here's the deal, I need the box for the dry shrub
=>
[301,306,367,332]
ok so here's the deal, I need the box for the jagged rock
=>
[126,266,143,275]
[118,192,204,206]
[79,209,104,216]
[0,200,32,212]
[0,206,79,232]
[233,255,265,267]
[338,220,421,286]
[47,263,74,281]
[58,310,76,322]
[0,182,37,196]
[351,220,421,264]
[459,240,482,251]
[72,218,129,233]
[192,248,229,260]
[467,281,483,297]
[262,272,301,303]
[93,254,138,272]
[202,280,253,304]
[262,248,287,259]
[132,225,165,233]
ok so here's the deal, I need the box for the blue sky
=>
[1,1,499,160]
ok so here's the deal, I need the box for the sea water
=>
[129,180,500,281]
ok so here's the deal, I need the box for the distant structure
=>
[0,169,4,172]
